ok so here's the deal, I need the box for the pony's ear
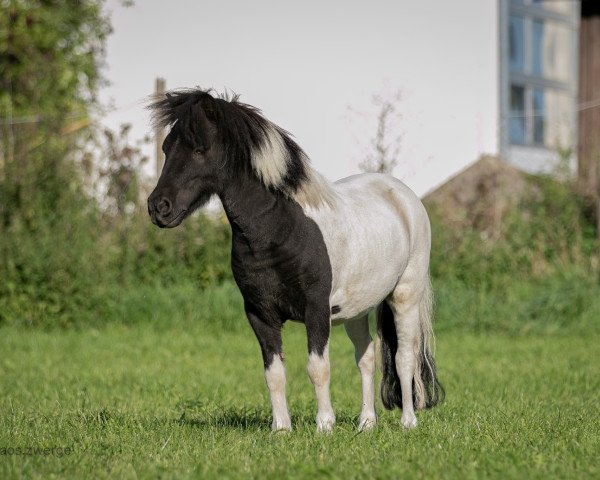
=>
[183,102,216,151]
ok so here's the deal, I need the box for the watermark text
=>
[0,446,73,457]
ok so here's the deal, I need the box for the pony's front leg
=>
[246,308,291,432]
[305,305,335,433]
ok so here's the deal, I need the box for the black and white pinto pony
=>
[147,89,444,432]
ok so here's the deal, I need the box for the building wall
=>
[377,1,500,196]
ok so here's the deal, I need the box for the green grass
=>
[1,319,598,479]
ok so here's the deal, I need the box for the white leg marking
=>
[393,300,420,429]
[265,354,291,431]
[344,318,377,431]
[307,343,335,432]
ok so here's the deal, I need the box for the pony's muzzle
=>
[148,195,174,227]
[156,198,172,217]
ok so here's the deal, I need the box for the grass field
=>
[1,310,598,479]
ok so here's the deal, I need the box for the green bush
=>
[0,202,234,328]
[428,173,600,335]
[429,174,599,290]
[3,164,599,333]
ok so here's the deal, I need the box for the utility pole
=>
[155,77,166,178]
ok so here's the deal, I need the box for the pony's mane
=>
[149,88,337,209]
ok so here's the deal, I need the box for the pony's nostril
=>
[157,198,172,216]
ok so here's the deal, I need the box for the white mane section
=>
[251,124,339,211]
[293,166,339,211]
[251,125,290,188]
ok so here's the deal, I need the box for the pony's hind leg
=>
[305,303,335,432]
[344,316,376,430]
[388,284,422,429]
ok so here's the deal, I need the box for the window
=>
[532,87,545,144]
[504,0,576,149]
[532,0,572,15]
[509,16,524,72]
[510,85,526,144]
[532,20,544,77]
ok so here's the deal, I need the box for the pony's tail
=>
[377,301,403,409]
[376,277,445,410]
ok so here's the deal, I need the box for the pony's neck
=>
[219,172,299,246]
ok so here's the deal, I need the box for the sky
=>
[100,0,498,197]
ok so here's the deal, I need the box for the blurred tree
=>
[0,0,112,324]
[0,1,234,327]
[99,124,149,217]
[358,91,403,174]
[97,123,149,281]
[0,0,111,225]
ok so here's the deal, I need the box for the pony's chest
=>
[230,233,331,321]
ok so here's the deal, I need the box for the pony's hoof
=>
[271,416,292,432]
[401,412,417,429]
[358,414,377,431]
[316,413,335,433]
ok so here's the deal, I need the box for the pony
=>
[147,88,444,432]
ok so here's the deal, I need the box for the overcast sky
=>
[100,0,498,196]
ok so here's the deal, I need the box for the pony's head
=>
[147,90,227,228]
[147,88,336,228]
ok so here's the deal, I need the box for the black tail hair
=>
[377,297,445,411]
[378,301,403,409]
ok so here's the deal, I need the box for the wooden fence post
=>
[155,77,166,178]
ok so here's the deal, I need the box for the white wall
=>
[364,1,501,195]
[101,0,500,197]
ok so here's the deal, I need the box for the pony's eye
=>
[193,148,204,155]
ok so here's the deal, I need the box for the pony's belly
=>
[332,272,397,312]
[305,173,420,323]
[329,265,402,322]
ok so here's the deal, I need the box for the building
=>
[424,0,600,233]
[407,0,598,198]
[499,0,579,173]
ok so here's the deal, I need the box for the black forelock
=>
[148,88,308,192]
